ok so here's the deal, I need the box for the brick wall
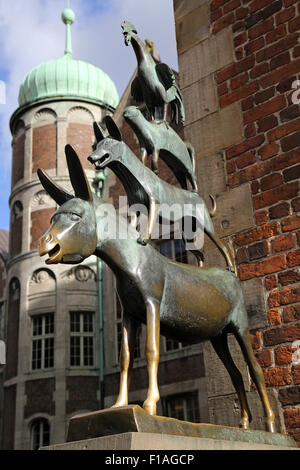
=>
[24,378,55,418]
[66,376,99,414]
[32,124,57,174]
[67,123,95,171]
[173,0,299,444]
[210,0,300,443]
[12,132,25,187]
[30,208,55,251]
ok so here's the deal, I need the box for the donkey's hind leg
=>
[112,313,137,408]
[143,300,160,416]
[211,332,252,430]
[233,327,276,433]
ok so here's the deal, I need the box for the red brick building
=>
[174,0,300,445]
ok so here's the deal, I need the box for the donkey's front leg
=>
[112,314,137,408]
[143,300,160,416]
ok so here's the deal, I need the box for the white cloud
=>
[0,0,178,230]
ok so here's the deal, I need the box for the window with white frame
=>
[31,313,54,370]
[70,311,95,367]
[163,392,200,423]
[30,418,50,450]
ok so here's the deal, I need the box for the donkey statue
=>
[89,116,236,274]
[37,145,276,433]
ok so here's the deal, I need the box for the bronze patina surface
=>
[121,21,185,124]
[88,116,235,273]
[123,105,197,190]
[38,147,276,433]
[66,405,296,447]
[36,19,288,440]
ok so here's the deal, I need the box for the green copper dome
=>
[18,8,119,110]
[18,55,119,109]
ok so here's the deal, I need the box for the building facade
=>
[1,0,299,449]
[1,9,211,449]
[173,0,300,445]
[1,8,118,450]
[0,229,9,447]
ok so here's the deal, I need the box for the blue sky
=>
[0,0,178,231]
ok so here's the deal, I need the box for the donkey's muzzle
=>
[39,233,63,264]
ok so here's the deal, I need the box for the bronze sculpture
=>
[123,105,198,189]
[89,115,235,272]
[37,20,278,436]
[38,146,276,433]
[121,21,185,124]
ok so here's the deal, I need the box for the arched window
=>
[30,418,50,450]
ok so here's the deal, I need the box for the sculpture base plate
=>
[65,405,296,449]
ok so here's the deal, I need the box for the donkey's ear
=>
[65,145,93,202]
[93,121,105,143]
[105,116,122,141]
[37,169,73,206]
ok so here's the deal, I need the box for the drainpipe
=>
[92,169,106,410]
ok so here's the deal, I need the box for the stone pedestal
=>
[41,405,298,450]
[41,431,298,450]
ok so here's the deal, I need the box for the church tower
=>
[2,7,118,450]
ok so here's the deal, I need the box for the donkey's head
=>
[88,116,124,169]
[38,145,97,265]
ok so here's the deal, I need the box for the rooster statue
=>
[121,21,185,125]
